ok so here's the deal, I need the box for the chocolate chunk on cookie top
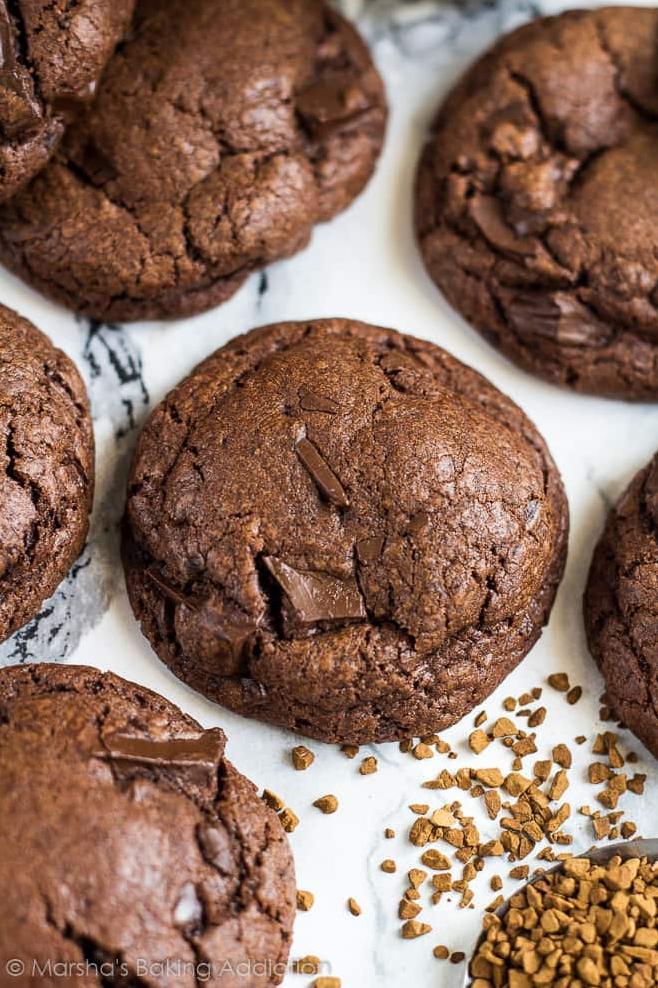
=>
[0,664,296,982]
[0,304,93,642]
[0,0,386,322]
[416,8,658,399]
[123,319,568,744]
[0,0,134,203]
[585,455,658,758]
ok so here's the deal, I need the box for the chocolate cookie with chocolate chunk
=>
[0,0,134,203]
[0,0,386,321]
[0,304,93,642]
[416,8,658,400]
[123,319,568,744]
[0,663,295,983]
[585,455,658,758]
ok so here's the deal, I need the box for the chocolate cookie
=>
[0,0,134,203]
[416,8,658,400]
[0,663,296,984]
[584,455,658,759]
[0,0,386,322]
[123,319,568,744]
[0,304,93,642]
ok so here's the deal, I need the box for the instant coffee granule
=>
[467,854,658,987]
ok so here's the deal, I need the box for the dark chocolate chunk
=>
[469,194,536,258]
[506,293,612,347]
[299,387,339,413]
[263,556,366,626]
[98,728,224,793]
[296,436,349,508]
[356,537,384,564]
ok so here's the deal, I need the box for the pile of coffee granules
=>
[468,854,658,987]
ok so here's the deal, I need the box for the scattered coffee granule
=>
[312,979,341,988]
[313,795,338,815]
[384,828,395,839]
[552,743,572,768]
[548,672,570,691]
[567,685,583,705]
[421,850,450,870]
[492,717,516,738]
[292,745,315,770]
[347,897,362,916]
[408,868,427,888]
[490,875,503,891]
[413,742,434,760]
[575,734,587,744]
[621,821,637,839]
[484,790,502,820]
[549,769,570,801]
[474,710,487,727]
[402,919,431,939]
[503,697,517,711]
[433,944,450,960]
[450,951,466,964]
[473,767,504,788]
[409,803,429,815]
[380,859,397,873]
[340,744,359,759]
[469,729,491,754]
[292,956,321,974]
[399,898,422,920]
[486,894,505,912]
[297,889,315,911]
[509,865,529,880]
[399,739,413,753]
[279,807,299,833]
[359,756,378,775]
[527,706,546,727]
[262,789,285,812]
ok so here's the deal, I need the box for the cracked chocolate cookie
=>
[416,8,658,400]
[0,662,296,984]
[0,0,387,322]
[0,0,134,203]
[0,304,93,642]
[585,455,658,759]
[123,318,568,744]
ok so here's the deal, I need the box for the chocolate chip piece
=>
[299,388,339,413]
[264,556,366,627]
[355,536,384,564]
[296,436,349,508]
[506,293,612,347]
[469,195,536,258]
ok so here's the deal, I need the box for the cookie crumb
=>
[313,795,339,815]
[292,745,315,770]
[297,889,315,911]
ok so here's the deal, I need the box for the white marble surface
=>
[1,1,657,985]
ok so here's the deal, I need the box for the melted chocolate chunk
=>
[263,556,366,627]
[98,729,224,794]
[355,536,384,564]
[298,387,339,413]
[296,436,349,508]
[469,194,536,258]
[506,293,612,347]
[296,79,370,137]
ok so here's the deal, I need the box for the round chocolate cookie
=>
[416,8,658,400]
[123,319,568,744]
[0,663,296,984]
[0,0,387,322]
[0,0,134,203]
[584,455,658,759]
[0,304,93,642]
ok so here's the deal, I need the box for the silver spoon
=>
[462,838,658,987]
